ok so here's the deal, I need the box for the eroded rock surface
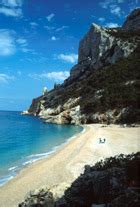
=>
[26,9,140,125]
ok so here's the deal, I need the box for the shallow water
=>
[0,111,82,186]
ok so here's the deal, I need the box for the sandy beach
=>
[0,124,139,207]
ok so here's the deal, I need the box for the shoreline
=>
[0,125,84,187]
[0,124,139,207]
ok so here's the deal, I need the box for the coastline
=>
[0,124,139,207]
[0,123,83,187]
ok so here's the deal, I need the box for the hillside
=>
[27,8,140,125]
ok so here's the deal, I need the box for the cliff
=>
[27,9,140,125]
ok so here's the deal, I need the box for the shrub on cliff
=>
[58,152,140,207]
[19,152,140,207]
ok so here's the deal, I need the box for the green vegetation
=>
[79,45,140,123]
[95,152,140,172]
[42,44,140,124]
[107,28,140,40]
[62,152,140,207]
[29,41,140,124]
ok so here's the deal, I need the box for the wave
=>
[28,151,55,158]
[0,166,20,186]
[22,127,85,167]
[8,166,18,171]
[0,175,14,187]
[0,126,85,186]
[22,160,37,166]
[25,128,84,165]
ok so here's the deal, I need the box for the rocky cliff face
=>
[78,23,134,65]
[70,22,136,80]
[27,9,140,125]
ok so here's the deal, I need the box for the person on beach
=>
[103,138,106,143]
[99,138,102,143]
[99,138,106,144]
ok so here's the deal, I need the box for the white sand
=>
[0,124,139,207]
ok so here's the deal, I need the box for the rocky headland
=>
[26,8,140,125]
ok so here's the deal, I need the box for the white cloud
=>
[44,25,55,31]
[99,0,125,17]
[56,26,69,32]
[99,0,113,9]
[16,37,31,53]
[110,5,121,16]
[30,22,39,27]
[105,22,119,28]
[46,13,55,22]
[44,25,68,32]
[0,0,23,17]
[99,0,124,8]
[0,29,16,56]
[44,71,69,81]
[51,36,59,41]
[0,73,15,83]
[57,53,78,64]
[16,38,27,45]
[1,0,23,7]
[0,7,22,16]
[29,71,69,81]
[16,37,34,54]
[98,17,105,22]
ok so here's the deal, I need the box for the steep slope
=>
[28,9,140,125]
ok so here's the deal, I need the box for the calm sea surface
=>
[0,111,82,186]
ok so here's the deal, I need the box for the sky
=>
[0,0,139,111]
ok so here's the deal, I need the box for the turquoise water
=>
[0,111,82,186]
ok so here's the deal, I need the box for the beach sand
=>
[0,124,139,207]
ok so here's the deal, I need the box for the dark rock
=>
[123,8,140,32]
[57,153,140,207]
[19,153,140,207]
[19,189,54,207]
[111,191,140,207]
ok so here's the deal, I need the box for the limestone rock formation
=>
[71,22,137,79]
[27,8,140,125]
[70,8,140,80]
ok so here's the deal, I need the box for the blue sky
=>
[0,0,139,111]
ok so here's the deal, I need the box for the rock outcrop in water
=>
[27,9,140,125]
[19,152,140,207]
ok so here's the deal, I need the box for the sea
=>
[0,111,83,186]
